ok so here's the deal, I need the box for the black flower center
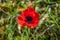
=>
[25,16,33,23]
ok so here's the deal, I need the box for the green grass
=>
[0,0,60,40]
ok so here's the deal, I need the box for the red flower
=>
[17,7,40,28]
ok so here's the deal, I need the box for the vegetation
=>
[0,0,60,40]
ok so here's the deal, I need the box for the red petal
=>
[17,7,40,28]
[26,18,39,28]
[28,7,35,12]
[17,16,26,26]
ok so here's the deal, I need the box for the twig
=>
[41,24,54,35]
[38,6,50,26]
[39,13,48,24]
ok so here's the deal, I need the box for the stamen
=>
[25,16,32,23]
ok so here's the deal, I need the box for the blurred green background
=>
[0,0,60,40]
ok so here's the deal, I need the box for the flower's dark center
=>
[25,16,33,23]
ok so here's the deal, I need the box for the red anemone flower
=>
[17,7,40,28]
